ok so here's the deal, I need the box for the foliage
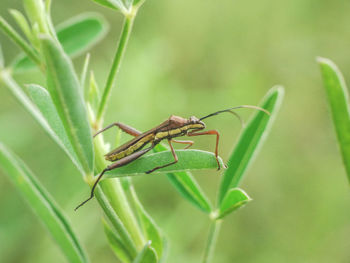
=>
[0,0,283,262]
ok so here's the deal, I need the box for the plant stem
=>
[96,13,136,125]
[0,16,41,66]
[93,135,145,250]
[202,219,222,263]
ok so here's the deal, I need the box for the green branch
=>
[96,13,136,125]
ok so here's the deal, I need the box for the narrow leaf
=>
[88,70,101,111]
[91,0,127,12]
[218,86,284,203]
[0,43,4,68]
[105,149,224,177]
[133,241,158,263]
[23,0,50,34]
[0,72,83,175]
[0,16,41,66]
[0,143,88,263]
[80,53,90,90]
[95,186,138,258]
[9,9,33,43]
[318,57,350,181]
[26,84,83,173]
[132,0,146,8]
[154,144,213,213]
[129,183,163,258]
[102,219,133,263]
[41,35,94,174]
[13,13,108,72]
[217,188,251,219]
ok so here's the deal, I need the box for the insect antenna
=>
[199,105,270,123]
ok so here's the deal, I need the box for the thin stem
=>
[93,135,145,250]
[94,186,138,257]
[0,16,41,66]
[96,13,136,125]
[202,220,222,263]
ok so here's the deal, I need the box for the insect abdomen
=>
[105,133,155,161]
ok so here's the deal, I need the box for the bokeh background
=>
[1,0,350,262]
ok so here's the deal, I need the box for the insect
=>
[75,105,269,210]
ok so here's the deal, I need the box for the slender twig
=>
[96,12,136,125]
[202,219,222,263]
[93,134,145,250]
[0,16,41,66]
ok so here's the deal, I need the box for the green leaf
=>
[80,53,90,90]
[0,43,4,68]
[56,13,108,57]
[9,9,34,44]
[132,0,146,8]
[318,57,350,181]
[133,241,158,263]
[12,13,108,72]
[154,144,213,213]
[102,219,133,263]
[217,188,251,219]
[88,70,101,112]
[218,86,284,203]
[95,185,138,258]
[0,16,41,66]
[91,0,127,12]
[41,35,94,175]
[0,72,83,175]
[0,143,88,263]
[128,183,163,258]
[105,149,224,178]
[23,0,50,34]
[26,84,83,174]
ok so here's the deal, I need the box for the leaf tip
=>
[316,56,341,73]
[316,56,330,65]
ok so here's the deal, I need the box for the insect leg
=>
[187,130,221,170]
[146,139,178,174]
[171,139,194,149]
[75,146,154,210]
[94,122,142,138]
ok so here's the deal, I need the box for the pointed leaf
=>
[217,188,251,219]
[88,70,101,111]
[0,143,88,263]
[9,9,33,43]
[41,35,94,174]
[218,86,284,203]
[105,149,224,178]
[154,144,212,213]
[95,186,138,258]
[0,72,83,175]
[0,43,4,68]
[26,84,83,173]
[132,0,146,8]
[80,53,90,89]
[102,219,133,263]
[318,57,350,181]
[133,241,158,263]
[91,0,126,12]
[128,183,163,258]
[13,13,108,72]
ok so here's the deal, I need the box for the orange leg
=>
[172,139,194,149]
[94,122,141,138]
[187,130,221,170]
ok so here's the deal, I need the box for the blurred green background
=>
[1,0,350,262]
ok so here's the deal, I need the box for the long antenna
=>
[199,105,270,121]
